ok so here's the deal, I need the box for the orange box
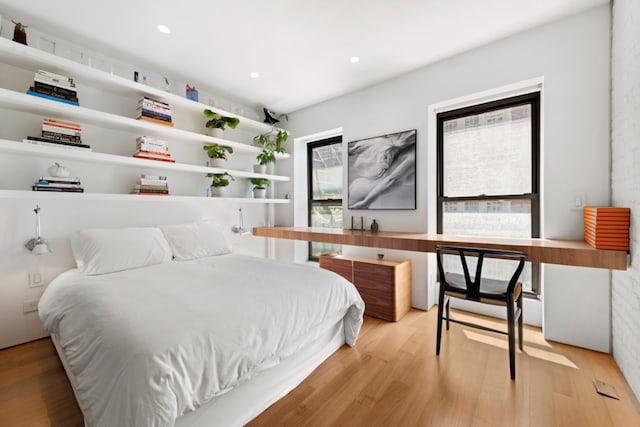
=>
[584,207,630,251]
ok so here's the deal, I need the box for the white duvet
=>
[39,254,364,427]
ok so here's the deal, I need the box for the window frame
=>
[436,92,541,294]
[307,136,343,261]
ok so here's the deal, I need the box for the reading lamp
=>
[25,204,51,254]
[231,208,251,235]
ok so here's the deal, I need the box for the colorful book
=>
[29,86,79,102]
[34,181,83,189]
[34,81,77,98]
[136,115,174,127]
[141,174,167,180]
[40,131,82,143]
[42,119,82,131]
[42,124,82,136]
[24,138,91,151]
[32,186,84,192]
[27,90,80,106]
[38,176,82,184]
[136,108,172,121]
[132,154,176,163]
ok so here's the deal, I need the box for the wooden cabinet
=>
[320,254,411,322]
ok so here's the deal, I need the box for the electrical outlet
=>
[23,299,39,313]
[570,192,587,211]
[28,270,44,287]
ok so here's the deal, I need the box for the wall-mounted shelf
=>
[0,37,280,135]
[0,88,291,158]
[0,138,290,182]
[0,189,290,204]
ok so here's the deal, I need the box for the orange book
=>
[136,115,174,127]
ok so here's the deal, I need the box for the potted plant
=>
[203,144,233,167]
[250,177,270,199]
[253,129,288,173]
[207,172,234,197]
[203,109,240,138]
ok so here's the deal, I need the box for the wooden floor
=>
[1,309,638,427]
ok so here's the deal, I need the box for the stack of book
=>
[27,70,79,106]
[584,206,630,251]
[23,118,91,151]
[133,174,169,196]
[132,136,175,162]
[32,176,84,193]
[136,97,173,127]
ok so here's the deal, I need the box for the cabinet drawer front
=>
[353,262,394,292]
[319,256,353,282]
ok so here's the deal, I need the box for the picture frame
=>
[348,129,417,210]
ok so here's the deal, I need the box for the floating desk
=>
[252,226,628,270]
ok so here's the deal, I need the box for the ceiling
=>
[0,0,608,113]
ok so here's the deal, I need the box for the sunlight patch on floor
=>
[463,330,578,369]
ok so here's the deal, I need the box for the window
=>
[437,93,540,294]
[308,136,343,260]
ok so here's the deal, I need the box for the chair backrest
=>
[436,245,526,300]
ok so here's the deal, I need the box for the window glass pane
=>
[310,204,342,257]
[443,104,532,197]
[442,199,531,238]
[442,199,532,292]
[311,144,343,200]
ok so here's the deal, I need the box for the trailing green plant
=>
[254,129,288,165]
[202,143,234,160]
[207,172,234,187]
[203,109,240,130]
[250,177,271,189]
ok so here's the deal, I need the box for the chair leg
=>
[445,295,450,330]
[517,294,524,351]
[436,286,446,355]
[507,298,516,380]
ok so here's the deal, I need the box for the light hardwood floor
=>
[1,309,638,426]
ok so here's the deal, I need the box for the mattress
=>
[40,254,365,427]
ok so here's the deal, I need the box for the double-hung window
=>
[308,136,343,260]
[437,92,541,294]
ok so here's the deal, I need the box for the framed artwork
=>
[348,129,417,210]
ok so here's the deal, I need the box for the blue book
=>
[26,90,80,106]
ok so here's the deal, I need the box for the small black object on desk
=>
[350,216,365,231]
[371,219,379,232]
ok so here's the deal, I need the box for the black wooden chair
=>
[435,245,526,380]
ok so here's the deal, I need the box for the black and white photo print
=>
[348,129,417,209]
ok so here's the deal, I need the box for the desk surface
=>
[253,226,628,270]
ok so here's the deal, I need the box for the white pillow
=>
[160,221,231,260]
[71,227,172,275]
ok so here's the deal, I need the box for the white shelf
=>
[0,88,293,158]
[0,189,290,204]
[0,139,290,182]
[0,37,281,134]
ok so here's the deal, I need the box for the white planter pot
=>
[253,164,266,174]
[208,128,224,138]
[210,186,226,197]
[252,188,267,199]
[211,158,226,168]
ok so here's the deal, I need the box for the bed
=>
[38,223,365,427]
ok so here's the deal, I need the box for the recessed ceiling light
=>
[157,24,171,34]
[350,56,360,64]
[250,72,260,79]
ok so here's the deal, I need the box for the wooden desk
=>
[253,226,628,270]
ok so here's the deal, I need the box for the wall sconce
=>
[231,208,250,235]
[25,204,51,255]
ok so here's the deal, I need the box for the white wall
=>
[277,6,612,351]
[0,20,277,349]
[611,0,640,401]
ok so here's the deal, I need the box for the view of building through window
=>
[308,137,343,259]
[438,93,540,293]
